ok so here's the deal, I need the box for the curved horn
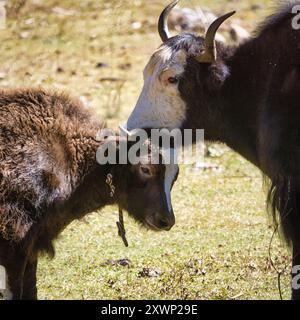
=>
[196,11,235,64]
[158,0,179,42]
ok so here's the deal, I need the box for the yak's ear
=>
[206,62,230,90]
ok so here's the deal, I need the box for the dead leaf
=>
[138,267,161,278]
[101,259,131,267]
[248,262,257,270]
[95,62,109,69]
[131,21,142,30]
[20,31,30,39]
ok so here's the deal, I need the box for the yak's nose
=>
[154,210,175,231]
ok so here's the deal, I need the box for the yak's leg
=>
[22,258,38,300]
[281,196,300,300]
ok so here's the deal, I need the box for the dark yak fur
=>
[160,2,300,298]
[0,88,174,300]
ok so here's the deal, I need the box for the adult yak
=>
[126,0,300,299]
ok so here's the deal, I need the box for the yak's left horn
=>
[196,11,235,64]
[158,0,179,42]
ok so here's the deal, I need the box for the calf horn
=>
[119,125,134,137]
[119,125,141,139]
[158,0,179,42]
[196,11,236,63]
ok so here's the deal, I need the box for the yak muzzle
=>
[146,210,175,231]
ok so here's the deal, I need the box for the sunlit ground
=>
[0,0,291,299]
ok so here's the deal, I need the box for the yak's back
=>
[0,88,101,241]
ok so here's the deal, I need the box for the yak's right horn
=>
[158,0,179,42]
[196,11,236,64]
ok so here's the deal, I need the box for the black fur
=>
[163,1,300,299]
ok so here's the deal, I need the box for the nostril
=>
[158,218,170,229]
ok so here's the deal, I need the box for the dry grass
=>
[0,0,292,300]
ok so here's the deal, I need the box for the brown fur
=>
[0,88,176,299]
[0,88,102,243]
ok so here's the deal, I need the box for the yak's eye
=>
[168,77,178,85]
[140,165,152,177]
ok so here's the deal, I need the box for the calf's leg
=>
[0,239,27,300]
[22,258,38,300]
[5,252,27,300]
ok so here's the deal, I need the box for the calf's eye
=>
[168,77,178,84]
[140,166,152,176]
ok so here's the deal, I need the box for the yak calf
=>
[0,88,177,300]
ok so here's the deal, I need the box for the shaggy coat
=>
[0,88,176,299]
[127,2,300,299]
[174,6,300,299]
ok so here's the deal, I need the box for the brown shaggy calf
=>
[0,88,177,300]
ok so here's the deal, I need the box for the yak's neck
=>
[68,164,112,219]
[68,135,101,185]
[71,137,111,216]
[210,38,275,170]
[34,141,113,252]
[63,134,113,219]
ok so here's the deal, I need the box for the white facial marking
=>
[127,46,188,130]
[0,266,12,300]
[164,163,178,212]
[161,148,179,212]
